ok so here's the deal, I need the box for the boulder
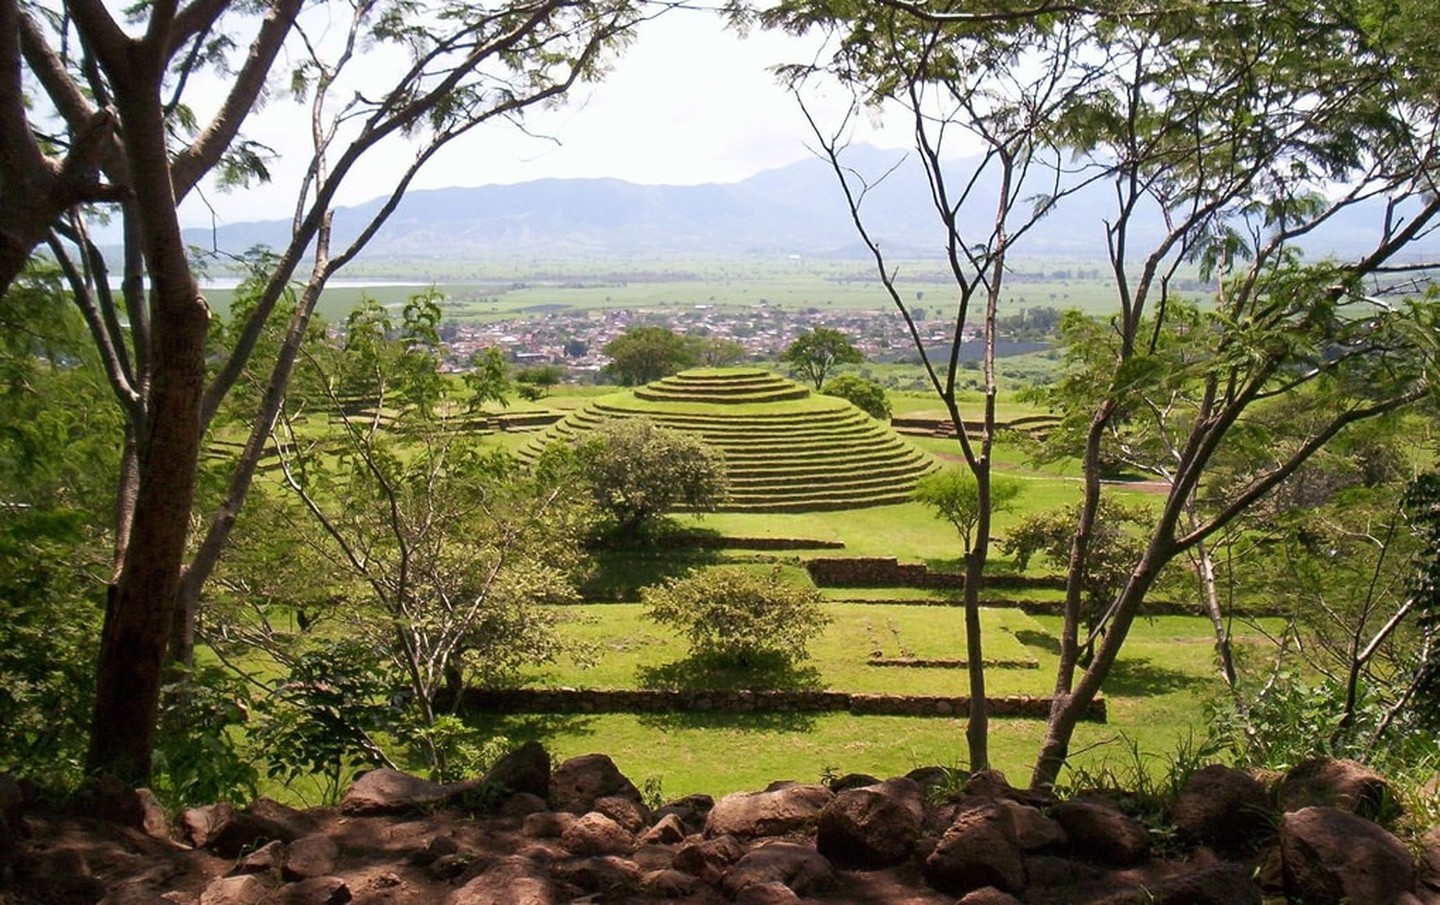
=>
[641,867,699,898]
[549,754,643,816]
[339,769,476,816]
[827,773,882,793]
[282,833,339,881]
[1171,765,1272,852]
[275,876,351,905]
[497,792,548,818]
[549,854,641,894]
[674,834,747,884]
[482,740,551,801]
[720,841,835,899]
[1281,806,1415,905]
[994,797,1067,852]
[1419,826,1440,891]
[521,810,574,839]
[246,798,319,839]
[922,800,1026,896]
[653,793,713,834]
[446,855,555,905]
[183,802,298,857]
[1278,757,1393,820]
[1145,863,1264,905]
[558,811,636,856]
[1053,797,1151,866]
[198,874,272,905]
[638,813,688,845]
[592,793,651,833]
[234,840,286,875]
[957,888,1025,905]
[705,783,833,839]
[815,777,924,867]
[734,881,802,904]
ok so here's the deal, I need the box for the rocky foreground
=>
[3,744,1440,904]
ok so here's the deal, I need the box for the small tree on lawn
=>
[603,326,697,386]
[642,566,831,668]
[915,468,1023,555]
[783,328,864,391]
[822,373,892,420]
[569,417,728,539]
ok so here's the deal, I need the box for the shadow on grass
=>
[461,711,599,744]
[635,708,820,734]
[1013,629,1062,655]
[1102,657,1208,697]
[637,652,825,694]
[580,525,727,602]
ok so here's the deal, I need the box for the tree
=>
[515,364,566,401]
[3,0,647,783]
[219,297,594,780]
[464,348,513,413]
[569,417,728,538]
[915,468,1022,555]
[693,336,746,367]
[782,327,863,390]
[603,326,697,385]
[642,566,831,667]
[822,373,892,420]
[768,0,1440,786]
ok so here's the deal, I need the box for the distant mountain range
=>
[183,144,1427,264]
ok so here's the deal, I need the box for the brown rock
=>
[1144,863,1263,905]
[1281,806,1414,905]
[446,855,554,905]
[1053,797,1151,866]
[704,783,833,839]
[1420,826,1440,891]
[639,812,688,845]
[816,777,923,867]
[641,867,699,898]
[1171,765,1272,852]
[957,887,1024,905]
[199,874,272,905]
[481,739,551,800]
[633,842,678,872]
[339,768,476,816]
[922,801,1025,896]
[550,854,641,894]
[994,797,1066,852]
[549,754,643,816]
[234,839,286,875]
[558,811,636,856]
[1278,757,1393,820]
[283,833,339,881]
[522,810,574,838]
[246,798,319,839]
[827,773,882,793]
[734,880,802,904]
[276,875,351,905]
[721,841,834,898]
[183,803,297,858]
[675,834,747,884]
[593,793,651,833]
[498,792,548,818]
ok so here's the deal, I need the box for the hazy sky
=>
[179,9,909,228]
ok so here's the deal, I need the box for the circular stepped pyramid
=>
[521,368,938,513]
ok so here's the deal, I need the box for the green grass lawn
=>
[469,611,1261,798]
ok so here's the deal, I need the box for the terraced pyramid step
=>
[521,368,938,513]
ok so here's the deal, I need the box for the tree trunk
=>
[84,78,208,784]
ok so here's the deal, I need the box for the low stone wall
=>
[866,657,1039,670]
[449,687,1106,722]
[805,557,1067,591]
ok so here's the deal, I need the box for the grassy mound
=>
[522,369,938,512]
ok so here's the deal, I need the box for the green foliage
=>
[569,417,728,538]
[0,509,103,787]
[602,326,697,386]
[464,347,512,411]
[914,468,1024,553]
[251,641,399,803]
[152,666,259,808]
[822,373,892,419]
[514,363,565,401]
[641,566,832,668]
[1004,498,1151,631]
[692,336,746,367]
[782,327,863,390]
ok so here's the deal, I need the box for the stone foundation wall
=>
[450,687,1106,722]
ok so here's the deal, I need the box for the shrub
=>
[822,374,892,420]
[641,566,831,667]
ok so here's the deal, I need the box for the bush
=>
[822,374,892,419]
[641,566,831,667]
